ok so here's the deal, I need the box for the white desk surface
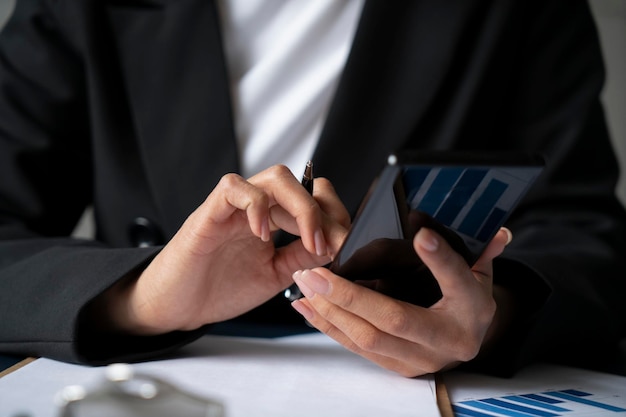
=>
[0,333,441,417]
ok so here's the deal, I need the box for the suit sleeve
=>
[470,0,626,376]
[0,0,205,365]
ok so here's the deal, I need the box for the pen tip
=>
[304,160,313,178]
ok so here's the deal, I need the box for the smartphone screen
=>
[329,151,544,286]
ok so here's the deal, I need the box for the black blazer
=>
[1,0,625,374]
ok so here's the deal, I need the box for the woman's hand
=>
[95,165,349,335]
[290,227,512,377]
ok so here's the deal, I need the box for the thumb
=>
[413,227,474,297]
[477,227,512,264]
[471,227,512,278]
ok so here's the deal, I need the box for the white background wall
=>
[0,0,624,205]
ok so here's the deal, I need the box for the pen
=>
[301,160,314,195]
[284,160,314,302]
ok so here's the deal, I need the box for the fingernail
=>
[314,229,327,257]
[292,270,312,298]
[261,217,270,242]
[293,269,330,297]
[417,228,439,252]
[502,227,513,245]
[291,299,314,321]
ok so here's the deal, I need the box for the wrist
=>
[83,271,167,336]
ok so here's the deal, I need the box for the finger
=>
[312,178,351,259]
[313,178,351,229]
[195,173,271,242]
[268,205,329,258]
[249,165,327,256]
[273,239,333,281]
[292,269,443,346]
[414,228,497,348]
[291,297,436,377]
[474,227,511,273]
[270,177,349,259]
[413,228,480,298]
[292,268,483,369]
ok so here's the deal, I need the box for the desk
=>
[2,335,625,416]
[0,333,445,417]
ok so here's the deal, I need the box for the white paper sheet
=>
[445,363,626,416]
[0,333,441,417]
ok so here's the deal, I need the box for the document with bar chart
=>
[445,364,626,416]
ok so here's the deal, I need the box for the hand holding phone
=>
[329,151,544,305]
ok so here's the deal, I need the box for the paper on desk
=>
[0,333,441,417]
[445,363,626,416]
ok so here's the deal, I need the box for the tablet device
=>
[329,151,545,289]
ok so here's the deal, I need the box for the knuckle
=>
[452,334,482,362]
[313,299,334,318]
[252,190,270,208]
[221,173,269,206]
[458,344,481,362]
[352,328,381,352]
[302,198,319,215]
[310,317,332,334]
[384,306,410,334]
[267,164,293,180]
[334,283,358,310]
[219,172,242,188]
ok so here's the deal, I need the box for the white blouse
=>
[217,0,365,179]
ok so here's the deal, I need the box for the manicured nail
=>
[502,227,513,245]
[418,229,439,252]
[293,270,314,298]
[291,300,314,321]
[293,269,330,297]
[261,217,270,242]
[314,229,327,257]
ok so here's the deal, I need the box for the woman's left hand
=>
[290,227,511,377]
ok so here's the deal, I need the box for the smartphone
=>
[329,151,544,303]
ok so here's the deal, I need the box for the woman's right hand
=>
[93,165,350,335]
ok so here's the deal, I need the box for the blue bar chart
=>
[453,388,626,416]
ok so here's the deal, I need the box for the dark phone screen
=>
[330,153,544,290]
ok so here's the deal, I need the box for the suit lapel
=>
[105,0,484,223]
[106,0,238,228]
[315,1,482,214]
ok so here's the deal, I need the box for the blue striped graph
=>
[453,389,626,416]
